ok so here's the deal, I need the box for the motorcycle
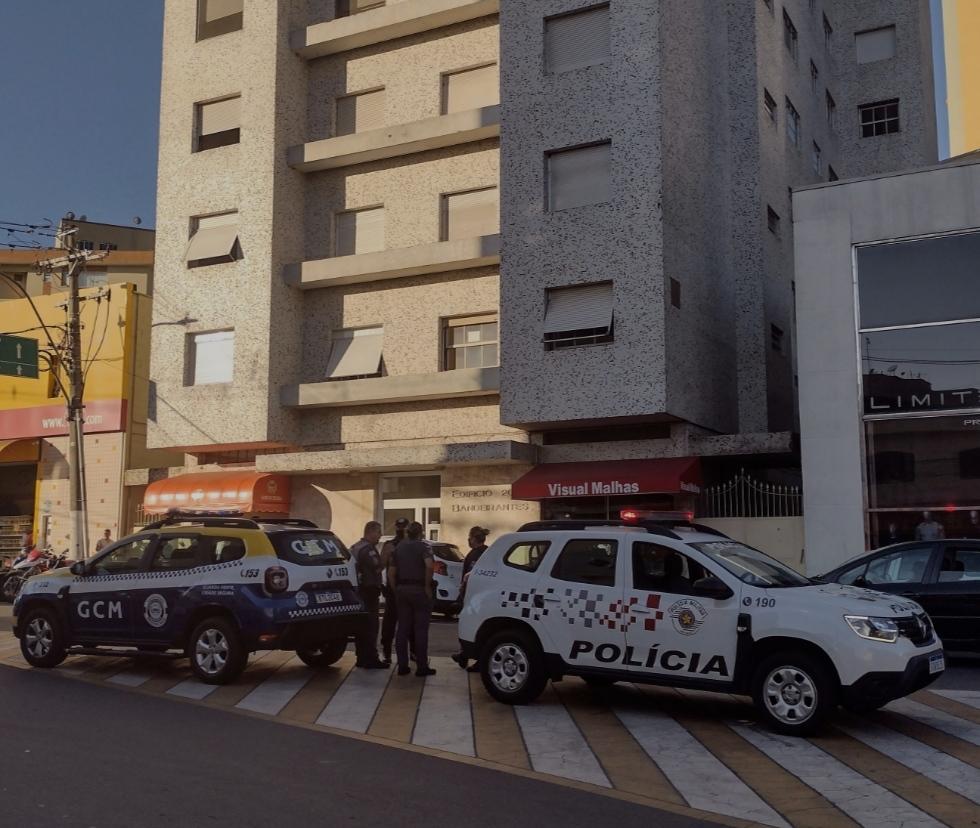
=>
[1,547,69,603]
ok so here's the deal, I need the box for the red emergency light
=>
[620,509,695,523]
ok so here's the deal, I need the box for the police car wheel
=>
[189,617,246,685]
[19,608,67,668]
[481,629,547,705]
[296,638,348,668]
[752,652,835,736]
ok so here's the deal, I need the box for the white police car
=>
[457,515,945,735]
[13,514,367,684]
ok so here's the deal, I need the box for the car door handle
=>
[631,606,652,614]
[542,596,560,603]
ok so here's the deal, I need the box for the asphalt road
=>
[0,667,708,828]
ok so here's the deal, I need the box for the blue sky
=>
[0,1,163,236]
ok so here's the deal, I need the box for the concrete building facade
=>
[145,0,938,556]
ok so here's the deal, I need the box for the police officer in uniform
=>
[452,526,490,672]
[388,521,436,677]
[350,521,386,669]
[379,517,409,666]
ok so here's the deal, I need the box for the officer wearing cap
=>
[379,517,410,666]
[452,526,491,672]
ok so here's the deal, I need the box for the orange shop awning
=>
[511,457,702,500]
[143,471,291,515]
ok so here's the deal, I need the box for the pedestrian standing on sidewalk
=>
[452,526,491,672]
[379,517,409,666]
[388,521,436,678]
[350,521,386,669]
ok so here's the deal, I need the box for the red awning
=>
[143,471,291,515]
[511,457,702,500]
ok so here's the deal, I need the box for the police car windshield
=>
[691,541,810,587]
[271,531,349,566]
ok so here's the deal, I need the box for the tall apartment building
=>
[145,0,937,552]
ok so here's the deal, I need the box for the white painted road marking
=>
[167,677,220,700]
[886,697,980,747]
[316,665,391,733]
[932,689,980,711]
[412,658,474,756]
[236,657,313,716]
[733,723,945,828]
[106,670,154,688]
[515,699,611,788]
[617,705,789,828]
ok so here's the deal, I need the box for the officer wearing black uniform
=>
[350,521,386,669]
[389,521,436,677]
[452,526,491,671]
[379,518,408,666]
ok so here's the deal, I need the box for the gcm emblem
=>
[76,600,123,620]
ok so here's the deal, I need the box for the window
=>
[79,269,107,288]
[785,97,800,146]
[443,315,498,370]
[873,451,915,483]
[551,539,617,587]
[335,88,385,136]
[441,64,499,115]
[544,4,610,75]
[811,140,822,174]
[865,546,932,585]
[77,240,94,251]
[632,542,709,594]
[770,323,785,353]
[92,537,152,575]
[823,13,833,49]
[960,448,980,480]
[939,546,980,582]
[763,89,777,122]
[810,60,819,93]
[547,142,612,211]
[828,165,839,181]
[836,562,868,586]
[98,242,118,252]
[669,277,681,309]
[214,537,247,563]
[856,25,896,64]
[196,95,241,151]
[504,541,550,573]
[324,327,384,380]
[185,211,240,267]
[334,206,384,256]
[783,10,798,60]
[197,0,243,41]
[336,0,385,16]
[860,99,900,137]
[187,330,234,386]
[767,205,780,235]
[543,282,614,350]
[441,187,499,241]
[270,531,349,566]
[826,90,837,129]
[151,536,211,572]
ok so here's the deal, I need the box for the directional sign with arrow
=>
[0,334,39,378]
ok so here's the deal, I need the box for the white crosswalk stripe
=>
[106,670,154,687]
[316,665,391,733]
[886,697,980,746]
[515,699,611,788]
[931,689,980,711]
[732,723,945,828]
[167,677,220,700]
[236,657,313,716]
[838,718,980,805]
[412,658,474,756]
[617,705,789,828]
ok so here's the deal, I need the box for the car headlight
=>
[844,615,899,643]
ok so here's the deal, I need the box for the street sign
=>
[0,334,39,378]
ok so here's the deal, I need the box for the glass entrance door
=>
[380,474,442,540]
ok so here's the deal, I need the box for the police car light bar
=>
[620,509,695,523]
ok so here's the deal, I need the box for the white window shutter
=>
[204,0,243,23]
[325,328,384,379]
[855,26,896,64]
[192,330,234,385]
[336,88,386,136]
[185,212,239,263]
[545,5,611,74]
[200,97,241,136]
[548,143,612,211]
[335,207,385,256]
[443,188,499,240]
[443,64,499,114]
[543,283,613,336]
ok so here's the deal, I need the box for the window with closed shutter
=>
[545,4,610,74]
[334,207,385,257]
[442,187,499,241]
[197,0,243,40]
[542,282,614,349]
[547,143,612,212]
[188,330,234,385]
[185,212,241,268]
[441,64,499,114]
[196,96,241,151]
[855,26,896,64]
[325,327,384,380]
[335,88,386,136]
[336,0,385,16]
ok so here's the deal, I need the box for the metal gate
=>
[697,470,802,518]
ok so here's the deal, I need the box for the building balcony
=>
[284,234,499,289]
[282,366,499,409]
[291,0,500,59]
[287,105,500,172]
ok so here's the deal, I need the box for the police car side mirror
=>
[69,561,87,577]
[691,576,733,601]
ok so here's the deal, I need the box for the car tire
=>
[296,638,348,668]
[19,607,67,669]
[752,652,837,736]
[480,628,548,705]
[188,617,247,685]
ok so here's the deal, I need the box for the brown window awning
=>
[143,471,290,515]
[511,457,702,500]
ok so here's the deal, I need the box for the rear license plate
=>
[929,652,945,674]
[316,591,342,604]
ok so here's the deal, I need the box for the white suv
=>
[457,518,945,735]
